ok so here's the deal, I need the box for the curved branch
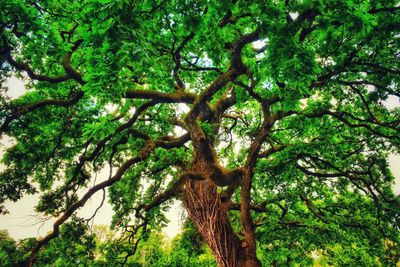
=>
[27,133,189,266]
[2,51,70,83]
[257,144,288,158]
[0,91,84,135]
[276,110,399,140]
[1,39,84,85]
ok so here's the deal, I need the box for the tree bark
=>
[183,172,261,267]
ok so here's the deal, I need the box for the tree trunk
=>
[182,121,261,266]
[183,177,261,267]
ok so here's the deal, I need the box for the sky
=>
[0,76,399,241]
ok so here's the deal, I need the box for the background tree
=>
[167,220,216,266]
[1,0,399,266]
[35,217,97,267]
[0,221,95,267]
[0,230,27,267]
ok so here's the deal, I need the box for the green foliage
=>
[199,121,216,139]
[0,230,26,267]
[35,218,96,266]
[1,0,400,265]
[167,220,216,267]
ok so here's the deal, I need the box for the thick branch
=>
[258,144,288,158]
[125,89,196,103]
[240,103,273,256]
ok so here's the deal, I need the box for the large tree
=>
[1,0,399,266]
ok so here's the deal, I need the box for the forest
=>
[0,0,399,266]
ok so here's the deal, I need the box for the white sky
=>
[0,77,399,241]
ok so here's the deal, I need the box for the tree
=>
[1,0,399,266]
[167,220,216,266]
[35,217,97,267]
[0,230,26,267]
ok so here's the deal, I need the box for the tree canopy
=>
[0,0,399,266]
